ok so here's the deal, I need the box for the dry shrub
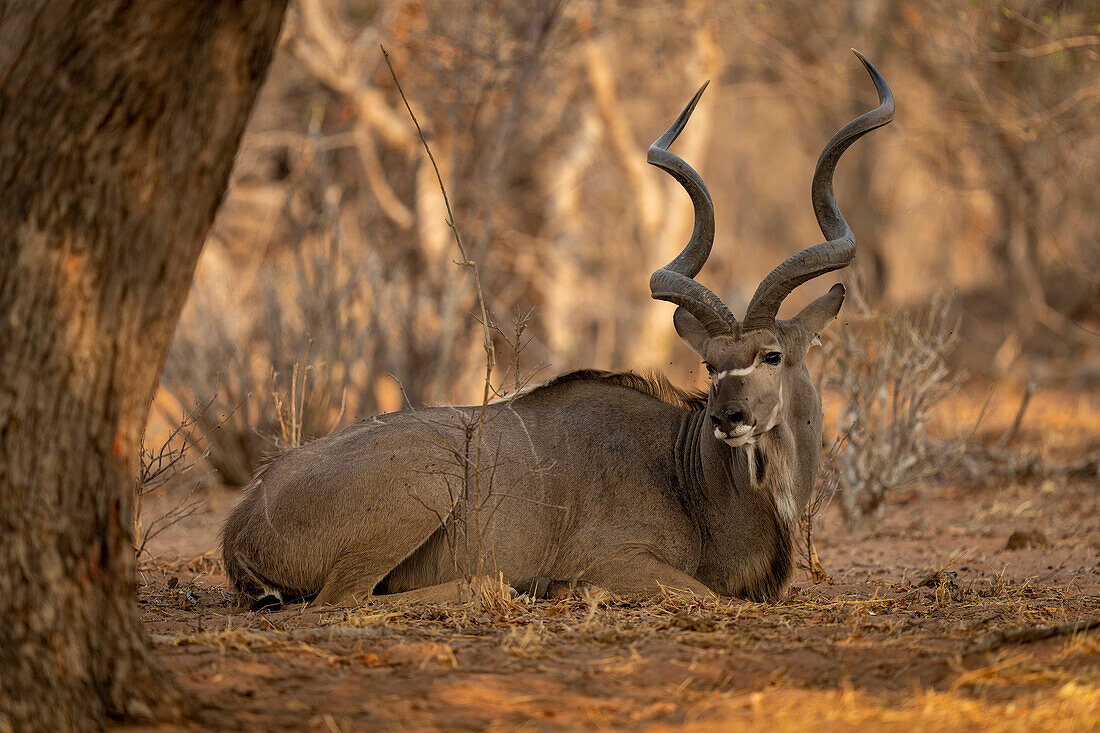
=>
[136,409,208,557]
[820,292,964,522]
[158,0,567,486]
[160,205,373,486]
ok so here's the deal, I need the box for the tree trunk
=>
[0,2,287,730]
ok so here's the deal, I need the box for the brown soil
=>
[122,389,1099,731]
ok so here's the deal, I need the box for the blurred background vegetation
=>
[151,0,1099,493]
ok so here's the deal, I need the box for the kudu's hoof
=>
[250,593,283,612]
[513,576,594,600]
[246,588,314,612]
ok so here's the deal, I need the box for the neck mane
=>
[498,369,708,410]
[686,416,798,600]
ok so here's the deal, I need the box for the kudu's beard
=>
[709,390,799,524]
[744,427,798,526]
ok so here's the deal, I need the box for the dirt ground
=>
[123,387,1099,731]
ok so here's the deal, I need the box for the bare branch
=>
[994,382,1035,452]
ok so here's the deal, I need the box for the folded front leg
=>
[582,553,717,599]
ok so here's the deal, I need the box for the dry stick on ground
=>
[963,618,1100,656]
[383,46,497,580]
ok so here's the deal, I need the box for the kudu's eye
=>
[764,351,782,365]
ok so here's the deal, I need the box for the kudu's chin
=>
[713,424,757,448]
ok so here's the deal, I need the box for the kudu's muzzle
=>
[709,402,754,437]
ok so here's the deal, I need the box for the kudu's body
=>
[222,52,894,607]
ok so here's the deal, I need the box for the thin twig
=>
[382,45,497,577]
[136,488,204,558]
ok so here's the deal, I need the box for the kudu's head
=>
[649,51,894,447]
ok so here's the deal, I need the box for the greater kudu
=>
[222,51,894,608]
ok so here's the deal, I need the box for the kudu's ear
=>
[794,283,846,340]
[673,307,709,355]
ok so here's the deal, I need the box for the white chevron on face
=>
[712,364,756,380]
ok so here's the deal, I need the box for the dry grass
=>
[132,452,1099,730]
[668,684,1099,732]
[146,577,1096,651]
[135,565,1099,730]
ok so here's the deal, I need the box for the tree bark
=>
[0,2,287,730]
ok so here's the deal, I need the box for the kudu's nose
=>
[710,408,754,436]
